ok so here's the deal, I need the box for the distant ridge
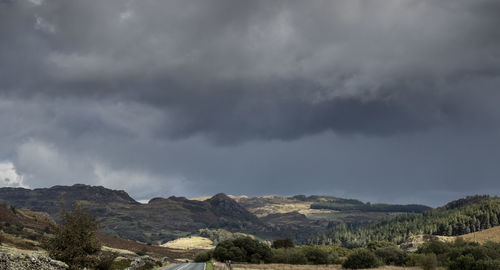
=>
[0,184,269,244]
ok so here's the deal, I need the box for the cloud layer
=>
[1,0,500,205]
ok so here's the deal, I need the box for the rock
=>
[0,252,68,270]
[125,255,160,270]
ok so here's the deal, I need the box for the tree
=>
[213,237,272,263]
[303,246,329,264]
[342,249,381,269]
[272,237,294,249]
[45,205,101,269]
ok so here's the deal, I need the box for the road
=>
[162,262,206,270]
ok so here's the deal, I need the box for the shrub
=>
[136,248,148,256]
[95,252,118,270]
[272,237,294,249]
[367,240,396,251]
[303,246,329,265]
[194,250,213,262]
[419,240,449,255]
[109,259,132,270]
[416,253,438,270]
[213,237,271,263]
[44,205,101,269]
[475,259,500,270]
[271,248,307,264]
[374,246,408,266]
[342,249,381,269]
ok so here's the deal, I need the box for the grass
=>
[161,236,214,249]
[110,259,132,270]
[457,226,500,243]
[206,261,214,270]
[231,264,420,270]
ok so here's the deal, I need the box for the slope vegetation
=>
[313,195,500,248]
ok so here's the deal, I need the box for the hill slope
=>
[458,226,500,243]
[0,185,269,244]
[312,195,500,248]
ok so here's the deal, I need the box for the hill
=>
[312,195,500,248]
[457,226,500,243]
[0,202,199,261]
[0,185,270,244]
[0,185,435,244]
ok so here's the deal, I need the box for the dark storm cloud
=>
[0,0,500,205]
[1,0,499,141]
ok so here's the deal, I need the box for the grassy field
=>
[228,264,421,270]
[457,226,500,243]
[161,236,214,249]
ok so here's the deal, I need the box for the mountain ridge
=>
[0,184,434,245]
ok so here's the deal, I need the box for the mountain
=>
[0,184,432,245]
[0,184,137,218]
[0,185,270,244]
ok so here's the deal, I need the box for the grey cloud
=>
[0,0,499,205]
[1,0,499,142]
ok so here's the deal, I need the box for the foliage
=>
[312,196,500,247]
[373,246,408,266]
[194,250,213,262]
[95,252,118,270]
[302,246,330,264]
[213,237,272,263]
[109,259,132,270]
[205,261,214,270]
[342,249,381,269]
[136,248,148,256]
[270,245,342,265]
[199,228,252,245]
[311,202,431,213]
[409,239,500,270]
[272,237,294,249]
[271,248,308,264]
[410,253,438,270]
[135,261,161,270]
[366,240,396,251]
[44,205,101,269]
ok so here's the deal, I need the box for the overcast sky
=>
[1,0,500,206]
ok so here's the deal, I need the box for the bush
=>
[213,237,272,263]
[194,250,213,262]
[374,246,408,266]
[367,241,396,251]
[272,248,307,264]
[109,259,132,270]
[419,240,449,255]
[44,206,101,269]
[95,252,118,270]
[342,249,381,269]
[303,246,329,265]
[407,253,438,270]
[136,248,148,256]
[272,237,294,249]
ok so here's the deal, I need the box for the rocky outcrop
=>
[0,252,68,270]
[125,255,159,270]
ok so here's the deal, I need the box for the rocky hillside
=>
[0,252,68,270]
[0,184,433,245]
[0,185,270,244]
[0,184,137,219]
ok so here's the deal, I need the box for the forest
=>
[309,196,500,248]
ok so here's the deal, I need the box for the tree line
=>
[310,196,500,248]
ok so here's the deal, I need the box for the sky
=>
[1,0,500,206]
